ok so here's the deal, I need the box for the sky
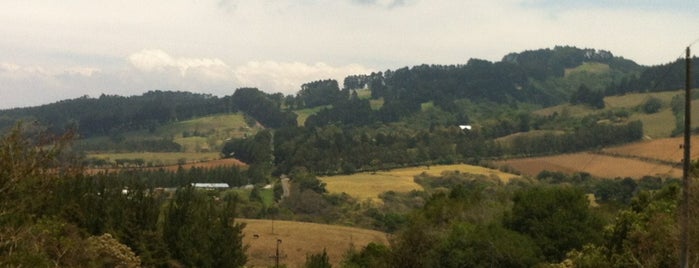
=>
[1,0,699,109]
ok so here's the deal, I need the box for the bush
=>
[641,97,662,114]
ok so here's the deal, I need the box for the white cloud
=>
[128,49,230,78]
[2,0,699,108]
[234,61,373,94]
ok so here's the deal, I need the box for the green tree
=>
[505,186,603,262]
[163,186,247,267]
[305,248,332,268]
[641,96,662,114]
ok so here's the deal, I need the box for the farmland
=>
[320,164,520,202]
[87,152,221,166]
[497,152,681,179]
[601,135,699,162]
[532,90,698,139]
[86,155,245,174]
[496,134,699,179]
[240,219,388,268]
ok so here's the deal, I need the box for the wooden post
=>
[681,46,691,268]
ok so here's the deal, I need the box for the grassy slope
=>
[240,219,388,268]
[320,164,520,203]
[499,89,699,179]
[533,90,692,138]
[294,105,330,127]
[155,113,260,152]
[564,62,610,77]
[81,113,260,165]
[496,152,682,179]
[87,152,220,165]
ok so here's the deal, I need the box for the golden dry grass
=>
[496,152,681,179]
[533,104,594,117]
[239,219,388,268]
[495,130,566,146]
[320,173,422,203]
[604,91,680,109]
[602,135,699,163]
[88,152,221,165]
[320,164,520,202]
[86,157,246,174]
[628,108,675,138]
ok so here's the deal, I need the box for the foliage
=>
[298,79,345,108]
[305,248,332,268]
[570,84,605,109]
[390,182,517,267]
[432,223,541,268]
[163,186,247,267]
[341,243,391,268]
[641,96,663,114]
[232,88,297,128]
[1,125,250,267]
[563,183,690,267]
[505,186,603,262]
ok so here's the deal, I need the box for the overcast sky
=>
[1,0,698,109]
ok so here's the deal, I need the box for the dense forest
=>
[2,46,699,267]
[0,46,648,136]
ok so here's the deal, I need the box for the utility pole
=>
[275,239,282,268]
[681,46,691,268]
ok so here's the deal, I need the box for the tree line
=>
[0,125,247,266]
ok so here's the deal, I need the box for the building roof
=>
[191,183,230,188]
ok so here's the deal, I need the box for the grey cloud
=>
[349,0,415,8]
[217,0,238,12]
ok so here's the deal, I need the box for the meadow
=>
[85,154,245,174]
[496,152,681,179]
[294,105,330,126]
[601,135,699,163]
[87,152,221,166]
[240,219,388,268]
[320,164,520,203]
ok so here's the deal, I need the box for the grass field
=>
[604,90,681,109]
[602,135,699,163]
[531,90,699,139]
[564,62,610,77]
[294,105,330,126]
[88,152,221,165]
[628,109,675,138]
[496,152,681,179]
[495,130,566,146]
[320,164,520,202]
[240,219,388,268]
[80,113,261,153]
[86,155,246,174]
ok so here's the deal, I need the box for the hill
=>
[533,89,699,139]
[78,113,261,154]
[240,219,388,268]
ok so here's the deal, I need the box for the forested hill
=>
[0,89,297,137]
[0,45,685,137]
[606,56,699,95]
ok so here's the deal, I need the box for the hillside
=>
[240,219,388,268]
[321,164,520,203]
[78,113,261,153]
[496,134,699,179]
